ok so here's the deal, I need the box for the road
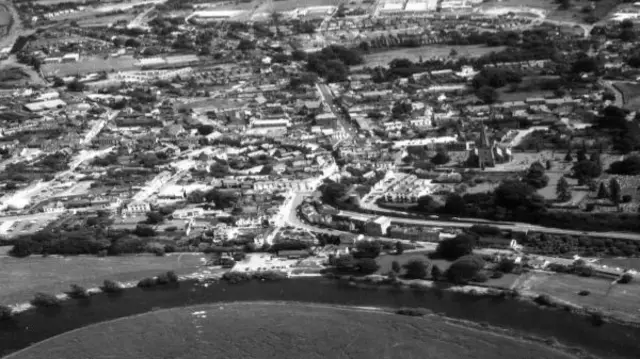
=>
[316,83,356,139]
[285,192,640,242]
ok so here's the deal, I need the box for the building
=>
[365,216,392,236]
[173,208,205,219]
[468,125,511,169]
[277,249,311,259]
[24,99,67,112]
[122,201,151,216]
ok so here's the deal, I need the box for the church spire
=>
[479,124,490,148]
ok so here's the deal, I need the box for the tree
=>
[558,0,570,10]
[403,259,432,279]
[67,80,85,92]
[494,180,546,212]
[443,193,466,215]
[572,160,601,180]
[523,161,549,189]
[609,156,640,175]
[435,234,475,260]
[145,211,164,224]
[564,151,573,162]
[576,149,587,162]
[619,273,634,284]
[476,86,499,104]
[391,260,401,273]
[446,255,485,284]
[431,265,442,280]
[197,124,214,136]
[496,258,516,273]
[395,241,404,255]
[353,241,382,259]
[546,160,552,170]
[556,176,571,202]
[610,178,621,204]
[0,305,11,321]
[431,150,451,165]
[597,182,609,199]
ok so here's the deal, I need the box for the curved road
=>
[285,193,640,241]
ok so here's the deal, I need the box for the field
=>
[0,253,208,305]
[41,55,138,77]
[0,10,10,26]
[597,257,640,271]
[613,82,640,111]
[481,0,619,23]
[7,302,578,359]
[520,272,640,323]
[358,45,506,68]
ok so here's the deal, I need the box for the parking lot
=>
[0,219,48,236]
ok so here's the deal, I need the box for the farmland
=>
[519,272,640,323]
[357,45,506,68]
[0,253,208,305]
[7,302,579,359]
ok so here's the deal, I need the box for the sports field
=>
[520,272,640,323]
[41,55,138,77]
[7,302,579,359]
[0,253,208,305]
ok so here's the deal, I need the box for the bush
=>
[395,307,432,317]
[252,271,288,281]
[31,293,61,307]
[490,271,504,279]
[137,277,157,288]
[67,284,89,299]
[591,311,605,326]
[473,272,489,283]
[534,294,555,307]
[101,280,124,293]
[619,273,634,284]
[165,226,178,232]
[156,270,179,285]
[403,259,432,279]
[496,258,516,273]
[435,234,475,260]
[578,290,590,296]
[222,271,252,284]
[166,270,179,283]
[0,305,12,321]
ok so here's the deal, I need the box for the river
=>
[1,278,639,358]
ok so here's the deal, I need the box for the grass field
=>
[613,82,640,111]
[7,302,579,359]
[358,45,506,68]
[0,253,208,305]
[41,55,138,77]
[481,0,619,23]
[0,10,11,26]
[597,257,640,271]
[521,272,640,323]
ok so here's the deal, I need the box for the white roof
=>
[165,54,199,64]
[139,57,166,66]
[24,99,67,112]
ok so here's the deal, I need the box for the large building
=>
[468,125,511,168]
[365,216,392,236]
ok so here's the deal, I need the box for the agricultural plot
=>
[0,253,208,305]
[9,303,578,359]
[521,272,640,323]
[359,45,505,68]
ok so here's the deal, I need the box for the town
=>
[2,0,640,357]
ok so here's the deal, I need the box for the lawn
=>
[7,302,578,359]
[0,253,208,305]
[521,272,640,323]
[358,45,505,68]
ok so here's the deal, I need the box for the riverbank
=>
[2,302,588,359]
[2,274,640,358]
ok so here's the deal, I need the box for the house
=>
[173,207,205,219]
[24,99,67,112]
[122,201,151,216]
[365,216,392,236]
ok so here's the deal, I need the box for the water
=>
[1,278,639,358]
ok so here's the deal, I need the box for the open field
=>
[41,55,138,77]
[520,272,640,323]
[481,0,618,23]
[0,253,208,305]
[358,45,506,68]
[0,9,10,26]
[7,302,579,359]
[613,82,640,111]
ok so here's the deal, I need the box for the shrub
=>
[496,258,516,273]
[137,277,157,288]
[578,290,590,296]
[431,265,442,280]
[446,255,485,284]
[166,270,179,283]
[252,271,287,281]
[67,284,89,299]
[395,307,432,317]
[619,273,634,284]
[156,271,179,285]
[534,294,555,307]
[0,305,12,321]
[101,280,124,293]
[403,259,432,279]
[222,271,252,284]
[473,272,489,283]
[490,271,504,279]
[435,234,475,260]
[591,311,605,326]
[31,293,61,307]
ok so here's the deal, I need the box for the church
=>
[467,125,511,169]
